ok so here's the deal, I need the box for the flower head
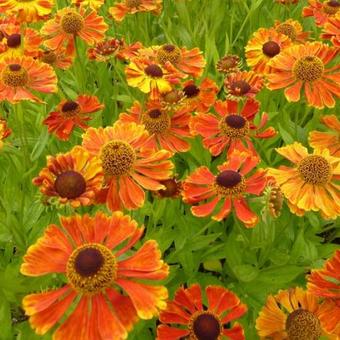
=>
[245,27,292,74]
[256,287,339,339]
[119,100,192,153]
[33,146,103,208]
[82,121,173,211]
[321,11,340,47]
[273,19,309,43]
[269,142,340,220]
[157,284,247,340]
[0,56,57,103]
[216,54,242,74]
[309,114,340,157]
[303,0,340,27]
[41,6,108,55]
[182,147,267,227]
[267,42,340,109]
[43,95,104,141]
[21,211,169,339]
[109,0,162,22]
[0,0,53,23]
[38,47,74,70]
[190,99,275,157]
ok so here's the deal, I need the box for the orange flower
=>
[138,44,206,78]
[82,121,174,211]
[273,19,310,43]
[0,0,53,23]
[181,78,219,113]
[303,0,340,27]
[21,211,169,339]
[119,100,192,153]
[41,7,108,55]
[182,147,267,227]
[307,250,340,301]
[224,71,264,100]
[0,56,57,103]
[321,11,340,47]
[125,58,185,98]
[256,287,339,339]
[109,0,162,22]
[38,47,74,70]
[267,42,340,109]
[216,54,242,74]
[43,95,104,141]
[157,284,247,340]
[0,118,11,150]
[0,24,42,60]
[88,38,142,62]
[72,0,104,9]
[309,114,340,157]
[245,27,292,74]
[269,142,340,220]
[190,99,276,157]
[33,146,103,208]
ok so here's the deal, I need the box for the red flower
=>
[182,147,267,227]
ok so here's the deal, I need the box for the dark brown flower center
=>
[157,44,181,64]
[193,313,221,340]
[217,54,241,74]
[61,100,80,117]
[276,23,297,40]
[262,41,281,57]
[324,1,340,14]
[61,11,84,34]
[216,170,242,188]
[230,80,251,95]
[297,155,331,185]
[158,179,179,198]
[100,140,136,176]
[144,64,163,78]
[54,170,86,199]
[225,114,246,129]
[41,50,57,64]
[2,64,28,87]
[148,109,162,118]
[293,56,324,82]
[74,247,104,277]
[286,309,322,340]
[183,84,200,98]
[7,33,21,48]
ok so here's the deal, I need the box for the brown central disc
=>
[193,313,221,340]
[74,247,104,277]
[262,41,280,57]
[144,64,163,77]
[230,80,251,95]
[216,170,242,188]
[148,109,162,118]
[54,170,86,199]
[7,33,21,48]
[225,114,246,129]
[183,84,200,98]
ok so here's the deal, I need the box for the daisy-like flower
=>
[88,38,142,62]
[119,100,192,153]
[224,71,264,100]
[154,178,182,198]
[82,121,173,211]
[181,78,219,113]
[0,56,57,103]
[125,58,185,98]
[157,284,247,340]
[38,47,74,70]
[190,99,276,157]
[307,250,340,301]
[33,146,103,208]
[256,287,339,339]
[182,147,267,227]
[0,24,42,60]
[21,211,169,339]
[309,115,340,157]
[0,118,11,150]
[41,6,108,55]
[0,0,53,23]
[321,11,340,47]
[72,0,104,10]
[245,27,292,74]
[273,19,309,43]
[267,42,340,109]
[43,95,104,141]
[216,54,242,74]
[138,44,206,78]
[303,0,340,27]
[269,142,340,220]
[109,0,162,22]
